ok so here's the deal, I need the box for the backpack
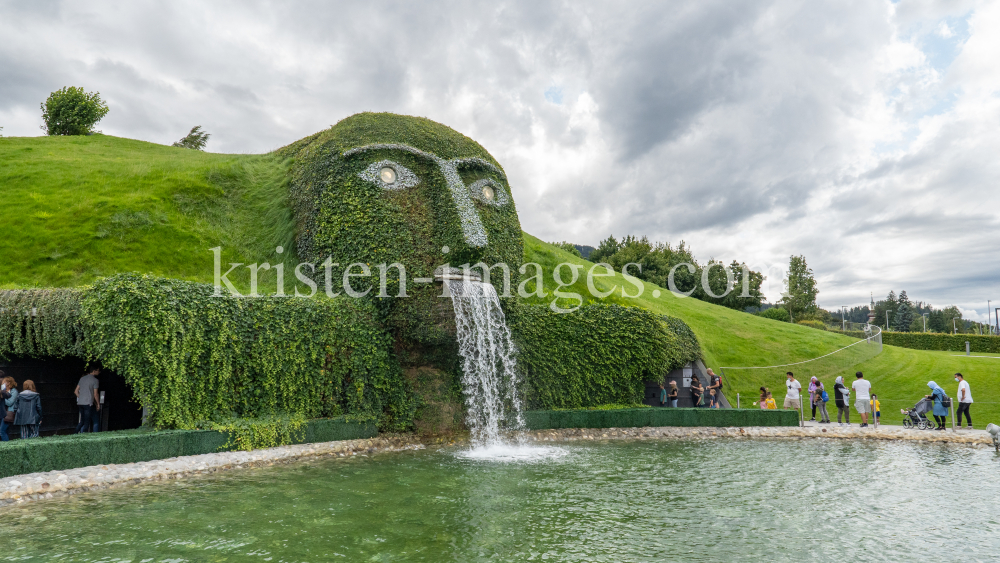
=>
[821,390,829,403]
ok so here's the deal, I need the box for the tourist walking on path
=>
[784,372,801,411]
[851,372,872,428]
[814,380,831,423]
[1,373,17,441]
[75,367,101,433]
[955,373,973,428]
[758,387,769,410]
[13,380,42,439]
[707,369,723,403]
[690,377,704,407]
[808,377,818,421]
[659,383,667,407]
[925,381,949,431]
[668,381,678,407]
[834,376,850,425]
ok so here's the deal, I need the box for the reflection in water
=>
[2,439,1000,562]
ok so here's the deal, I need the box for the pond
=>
[2,438,998,561]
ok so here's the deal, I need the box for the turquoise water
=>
[2,438,999,561]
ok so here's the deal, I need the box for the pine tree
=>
[894,301,914,332]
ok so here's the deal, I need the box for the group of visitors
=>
[658,369,724,408]
[758,370,975,430]
[0,371,43,440]
[0,366,103,441]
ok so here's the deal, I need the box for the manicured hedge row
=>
[524,407,798,430]
[842,330,1000,353]
[0,417,376,479]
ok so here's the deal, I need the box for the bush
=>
[796,320,827,330]
[40,87,109,136]
[508,303,701,410]
[759,307,790,322]
[172,125,210,150]
[842,330,1000,353]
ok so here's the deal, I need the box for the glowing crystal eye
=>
[482,185,495,201]
[379,167,396,184]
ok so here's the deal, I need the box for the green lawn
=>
[3,136,995,427]
[522,235,1000,427]
[0,135,296,291]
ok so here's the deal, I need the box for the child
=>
[869,394,881,424]
[764,392,777,410]
[708,388,719,408]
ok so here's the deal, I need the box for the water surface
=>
[2,439,998,561]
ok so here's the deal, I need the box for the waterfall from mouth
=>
[444,279,525,448]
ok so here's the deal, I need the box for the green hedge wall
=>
[841,330,1000,353]
[508,303,701,410]
[0,417,377,479]
[524,407,798,430]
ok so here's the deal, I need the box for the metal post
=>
[951,398,956,431]
[966,341,970,356]
[886,311,890,331]
[799,394,804,427]
[737,393,740,409]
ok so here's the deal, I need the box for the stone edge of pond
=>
[525,425,994,445]
[0,435,423,508]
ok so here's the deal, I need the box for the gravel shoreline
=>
[2,425,991,507]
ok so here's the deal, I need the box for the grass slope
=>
[0,135,296,291]
[522,235,1000,426]
[3,136,995,426]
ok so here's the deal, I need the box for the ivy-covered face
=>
[283,113,524,288]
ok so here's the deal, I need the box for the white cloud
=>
[0,0,997,315]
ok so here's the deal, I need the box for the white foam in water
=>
[454,443,569,463]
[445,279,532,456]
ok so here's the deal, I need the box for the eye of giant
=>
[379,167,397,184]
[482,185,495,201]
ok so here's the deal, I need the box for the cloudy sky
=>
[2,0,997,318]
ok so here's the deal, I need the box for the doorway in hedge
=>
[0,356,143,437]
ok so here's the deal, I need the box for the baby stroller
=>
[902,398,935,430]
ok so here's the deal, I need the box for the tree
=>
[172,126,210,150]
[894,301,914,332]
[779,255,818,320]
[550,241,582,258]
[588,235,621,264]
[40,86,109,135]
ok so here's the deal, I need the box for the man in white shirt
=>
[784,372,802,411]
[851,371,873,428]
[955,373,973,429]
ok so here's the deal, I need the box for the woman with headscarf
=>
[808,377,818,421]
[925,381,949,430]
[834,376,850,426]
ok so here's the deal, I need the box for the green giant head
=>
[282,112,523,287]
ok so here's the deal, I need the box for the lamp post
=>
[953,317,960,335]
[842,306,847,331]
[886,311,890,331]
[922,313,928,333]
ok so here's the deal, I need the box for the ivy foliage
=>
[277,113,524,360]
[0,289,86,358]
[508,303,701,410]
[2,275,415,434]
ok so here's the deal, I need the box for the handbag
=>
[3,410,14,423]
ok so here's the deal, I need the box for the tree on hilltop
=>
[40,87,109,135]
[172,126,210,150]
[779,255,818,320]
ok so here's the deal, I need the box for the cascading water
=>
[444,279,525,448]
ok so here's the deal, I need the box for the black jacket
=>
[13,391,42,426]
[833,383,848,408]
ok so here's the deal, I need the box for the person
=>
[659,383,667,407]
[869,394,881,426]
[925,381,949,431]
[1,374,17,441]
[707,369,723,402]
[668,381,679,408]
[758,386,769,410]
[834,376,850,426]
[955,373,972,428]
[13,379,42,439]
[784,372,801,411]
[852,372,872,428]
[74,367,101,433]
[814,379,831,423]
[764,391,777,410]
[708,388,719,408]
[808,377,818,421]
[690,377,704,407]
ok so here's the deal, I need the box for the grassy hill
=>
[3,135,996,427]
